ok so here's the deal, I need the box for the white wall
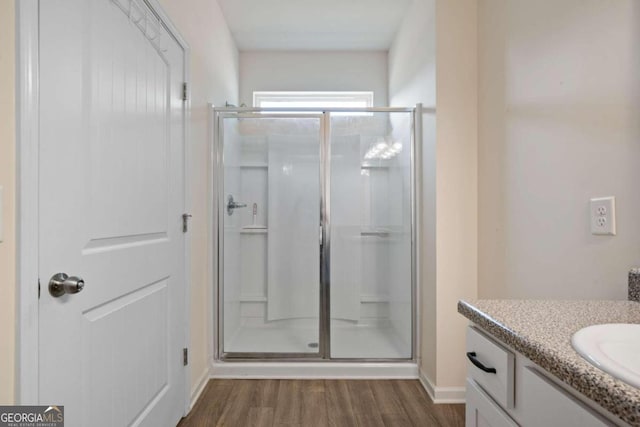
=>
[389,0,437,385]
[434,0,478,390]
[0,0,16,405]
[239,51,388,106]
[157,0,239,400]
[478,0,640,299]
[389,0,478,395]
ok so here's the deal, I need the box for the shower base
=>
[223,319,410,359]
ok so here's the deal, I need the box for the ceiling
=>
[217,0,413,51]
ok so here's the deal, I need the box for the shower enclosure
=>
[213,106,421,361]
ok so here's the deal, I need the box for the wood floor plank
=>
[392,380,442,426]
[273,380,302,424]
[346,381,385,427]
[178,380,233,427]
[251,379,280,408]
[215,380,254,427]
[247,407,274,427]
[400,380,465,427]
[302,379,325,393]
[433,401,465,427]
[368,380,406,416]
[381,413,413,427]
[325,380,358,427]
[301,381,328,427]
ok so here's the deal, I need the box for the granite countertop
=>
[458,299,640,426]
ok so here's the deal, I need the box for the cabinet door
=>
[467,326,515,408]
[521,368,612,427]
[466,379,519,427]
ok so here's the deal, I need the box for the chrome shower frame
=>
[211,105,423,363]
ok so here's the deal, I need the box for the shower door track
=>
[212,105,422,363]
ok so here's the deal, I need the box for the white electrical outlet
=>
[590,196,616,236]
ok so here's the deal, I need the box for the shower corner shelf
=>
[240,227,268,234]
[239,162,268,168]
[361,164,390,169]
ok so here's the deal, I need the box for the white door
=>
[38,0,186,426]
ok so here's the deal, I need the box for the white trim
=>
[418,369,435,400]
[16,0,40,405]
[142,0,193,415]
[182,71,193,415]
[413,103,423,363]
[16,0,192,410]
[211,362,418,379]
[189,368,210,411]
[143,0,189,49]
[208,103,219,367]
[418,369,466,404]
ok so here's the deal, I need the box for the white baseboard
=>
[418,370,437,399]
[211,361,418,379]
[189,368,210,410]
[418,369,466,404]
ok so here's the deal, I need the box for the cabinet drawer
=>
[521,367,612,427]
[466,326,515,408]
[466,379,518,427]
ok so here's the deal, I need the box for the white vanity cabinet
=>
[466,378,518,427]
[465,326,518,427]
[465,326,620,427]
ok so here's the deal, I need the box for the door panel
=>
[88,4,170,240]
[329,112,413,359]
[81,281,168,426]
[39,0,185,426]
[220,115,322,356]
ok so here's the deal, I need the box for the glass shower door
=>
[329,111,414,359]
[219,114,323,357]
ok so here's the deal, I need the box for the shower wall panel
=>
[267,134,320,321]
[329,134,362,321]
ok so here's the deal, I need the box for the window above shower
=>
[253,91,374,114]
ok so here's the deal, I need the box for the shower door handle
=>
[226,195,247,216]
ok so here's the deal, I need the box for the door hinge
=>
[182,213,192,233]
[183,348,188,366]
[38,279,41,299]
[182,82,188,101]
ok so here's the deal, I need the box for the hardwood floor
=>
[178,379,465,427]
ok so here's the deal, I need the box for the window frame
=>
[252,91,374,109]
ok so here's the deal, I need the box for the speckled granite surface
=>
[630,269,640,302]
[458,299,640,426]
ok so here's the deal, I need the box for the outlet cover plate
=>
[590,196,616,236]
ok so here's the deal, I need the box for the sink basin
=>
[572,324,640,389]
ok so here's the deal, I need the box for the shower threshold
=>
[210,361,418,380]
